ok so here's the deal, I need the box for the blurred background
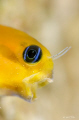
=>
[0,0,79,120]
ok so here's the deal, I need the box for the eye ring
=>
[23,45,42,63]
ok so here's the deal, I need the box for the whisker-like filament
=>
[53,46,71,60]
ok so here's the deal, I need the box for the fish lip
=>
[12,93,33,102]
[44,77,53,83]
[46,70,53,83]
[21,71,53,101]
[43,74,53,83]
[22,72,40,83]
[22,70,53,84]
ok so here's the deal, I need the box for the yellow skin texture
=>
[0,25,53,101]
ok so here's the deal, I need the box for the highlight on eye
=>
[23,45,42,63]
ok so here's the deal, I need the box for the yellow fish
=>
[0,25,71,101]
[0,25,53,101]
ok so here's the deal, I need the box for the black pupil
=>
[28,49,36,58]
[23,45,42,63]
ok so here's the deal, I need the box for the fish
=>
[0,25,53,101]
[0,25,71,102]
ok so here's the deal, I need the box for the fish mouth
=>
[21,71,53,101]
[0,71,53,102]
[23,71,53,84]
[38,71,53,88]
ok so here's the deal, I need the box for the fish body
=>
[0,25,53,101]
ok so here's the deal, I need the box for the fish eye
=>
[23,45,42,63]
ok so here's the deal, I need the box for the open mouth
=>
[0,71,53,102]
[21,71,53,101]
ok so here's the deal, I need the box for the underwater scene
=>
[0,0,79,120]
